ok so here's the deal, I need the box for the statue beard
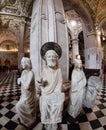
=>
[47,61,57,68]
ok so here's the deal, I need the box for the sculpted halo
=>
[40,42,62,60]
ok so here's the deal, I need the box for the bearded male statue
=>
[37,42,65,130]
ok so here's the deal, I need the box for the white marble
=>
[84,32,103,69]
[38,50,65,130]
[72,39,79,63]
[16,57,36,128]
[67,58,86,118]
[84,76,102,108]
[30,0,69,82]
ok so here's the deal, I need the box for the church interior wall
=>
[0,52,18,68]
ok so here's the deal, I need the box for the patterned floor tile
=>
[0,71,106,130]
[79,122,92,130]
[89,119,102,129]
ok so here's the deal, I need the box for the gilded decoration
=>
[40,42,62,60]
[7,0,17,6]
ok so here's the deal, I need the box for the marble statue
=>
[67,56,87,118]
[38,42,65,130]
[16,57,36,128]
[83,76,101,108]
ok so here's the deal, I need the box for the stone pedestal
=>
[30,0,69,82]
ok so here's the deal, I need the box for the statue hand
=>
[17,78,21,86]
[37,78,48,87]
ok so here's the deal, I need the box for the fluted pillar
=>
[71,38,79,63]
[30,0,69,81]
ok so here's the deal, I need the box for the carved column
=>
[18,19,25,69]
[71,38,79,63]
[30,0,69,81]
[84,32,99,69]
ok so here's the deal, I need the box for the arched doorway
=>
[0,28,18,71]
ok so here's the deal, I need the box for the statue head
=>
[21,57,32,70]
[40,42,62,69]
[74,58,82,70]
[45,50,59,68]
[76,54,81,60]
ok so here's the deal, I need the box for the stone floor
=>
[0,71,106,130]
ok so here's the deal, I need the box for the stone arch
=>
[63,0,100,69]
[0,28,19,48]
[99,18,106,29]
[63,0,95,33]
[97,10,106,27]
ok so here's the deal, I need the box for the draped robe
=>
[67,68,86,118]
[16,70,36,127]
[40,66,65,124]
